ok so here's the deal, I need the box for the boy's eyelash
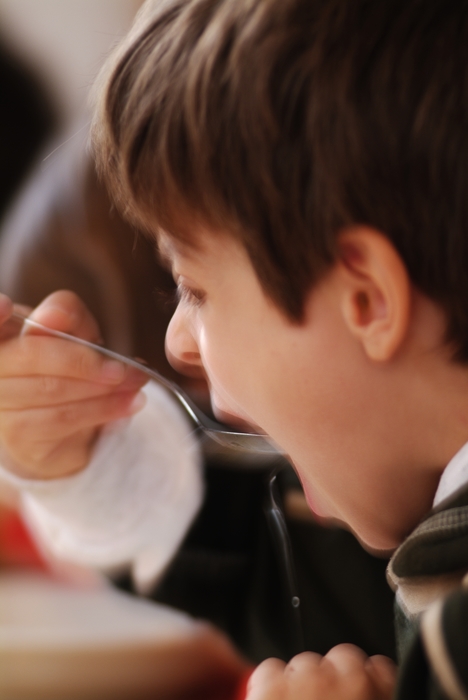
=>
[176,284,205,306]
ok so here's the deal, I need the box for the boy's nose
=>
[165,307,205,378]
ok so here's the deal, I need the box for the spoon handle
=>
[10,311,281,455]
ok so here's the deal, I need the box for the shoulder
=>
[397,586,468,700]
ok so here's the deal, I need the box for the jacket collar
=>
[389,482,468,580]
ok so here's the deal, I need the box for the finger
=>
[0,294,13,322]
[25,290,102,343]
[283,652,324,699]
[320,645,375,700]
[0,371,147,410]
[0,295,17,341]
[285,652,322,676]
[0,390,147,454]
[246,659,286,700]
[323,644,368,673]
[0,334,131,385]
[12,302,33,317]
[365,656,397,700]
[0,302,32,341]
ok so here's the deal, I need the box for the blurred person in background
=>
[0,37,57,227]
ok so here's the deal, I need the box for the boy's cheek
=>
[212,404,254,430]
[209,390,258,430]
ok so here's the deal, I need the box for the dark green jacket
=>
[142,461,396,664]
[389,484,468,700]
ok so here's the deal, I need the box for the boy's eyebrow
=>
[158,232,201,268]
[157,237,175,269]
[158,234,190,268]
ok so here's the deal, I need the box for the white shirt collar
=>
[433,440,468,507]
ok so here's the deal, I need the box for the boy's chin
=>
[301,482,400,556]
[350,525,403,557]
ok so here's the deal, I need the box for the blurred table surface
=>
[0,562,247,699]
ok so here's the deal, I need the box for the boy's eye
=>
[176,284,205,307]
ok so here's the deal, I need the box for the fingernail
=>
[31,305,77,328]
[101,360,126,383]
[128,391,147,414]
[0,295,12,317]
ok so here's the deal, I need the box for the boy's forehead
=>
[157,225,238,270]
[157,231,202,267]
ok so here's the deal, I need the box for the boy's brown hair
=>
[93,0,468,359]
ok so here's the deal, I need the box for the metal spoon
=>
[11,311,281,455]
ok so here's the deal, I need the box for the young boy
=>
[1,0,468,697]
[92,0,468,696]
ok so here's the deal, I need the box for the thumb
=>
[26,290,102,343]
[0,293,13,324]
[0,294,26,341]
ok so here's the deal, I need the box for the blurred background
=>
[0,0,139,120]
[0,0,140,227]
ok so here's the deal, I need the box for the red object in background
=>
[233,669,253,700]
[0,506,254,700]
[0,506,46,568]
[178,667,254,700]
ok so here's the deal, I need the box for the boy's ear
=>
[337,227,411,361]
